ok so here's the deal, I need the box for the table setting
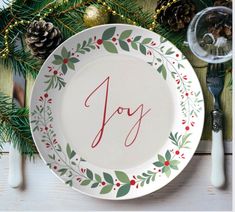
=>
[0,0,232,211]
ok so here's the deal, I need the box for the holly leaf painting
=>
[119,30,132,40]
[165,150,171,161]
[139,44,146,55]
[66,143,76,159]
[52,55,63,65]
[133,36,141,42]
[80,179,91,186]
[103,172,114,184]
[165,47,174,55]
[91,182,99,188]
[86,169,93,180]
[131,42,138,50]
[157,64,167,80]
[115,171,129,183]
[160,36,167,43]
[95,174,102,183]
[102,27,116,40]
[116,184,130,198]
[119,40,129,51]
[162,166,171,177]
[103,41,118,53]
[100,184,113,194]
[141,38,152,44]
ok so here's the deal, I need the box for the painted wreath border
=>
[31,26,203,198]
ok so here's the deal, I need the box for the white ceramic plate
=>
[30,24,204,200]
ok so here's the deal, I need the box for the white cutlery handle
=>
[8,143,23,188]
[211,110,225,188]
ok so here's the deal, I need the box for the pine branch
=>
[11,50,42,78]
[0,92,36,157]
[105,0,153,28]
[50,13,85,39]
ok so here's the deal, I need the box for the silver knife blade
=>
[8,70,26,188]
[13,71,26,107]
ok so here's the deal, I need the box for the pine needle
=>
[0,92,36,157]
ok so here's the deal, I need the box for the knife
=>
[8,71,25,188]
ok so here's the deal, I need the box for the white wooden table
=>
[0,141,232,211]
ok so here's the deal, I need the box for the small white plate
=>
[30,24,204,199]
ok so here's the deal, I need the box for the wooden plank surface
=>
[0,64,13,96]
[0,154,232,211]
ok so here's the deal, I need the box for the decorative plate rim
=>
[30,24,205,200]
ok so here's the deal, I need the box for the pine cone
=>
[206,8,232,40]
[214,0,232,8]
[155,0,196,32]
[25,20,62,59]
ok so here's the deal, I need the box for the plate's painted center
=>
[60,55,174,169]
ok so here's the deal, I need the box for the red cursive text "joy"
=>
[84,77,151,148]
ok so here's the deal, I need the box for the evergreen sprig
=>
[0,92,36,157]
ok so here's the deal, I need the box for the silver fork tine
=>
[207,63,213,77]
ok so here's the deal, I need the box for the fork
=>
[206,62,225,188]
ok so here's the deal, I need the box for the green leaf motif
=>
[133,36,141,41]
[116,184,130,198]
[100,184,113,194]
[80,179,91,186]
[66,180,73,186]
[182,133,191,143]
[58,168,67,176]
[69,57,79,63]
[170,164,178,170]
[153,161,164,167]
[115,171,129,183]
[67,62,75,70]
[141,38,152,44]
[119,30,132,40]
[95,174,102,182]
[91,182,99,188]
[139,44,146,55]
[165,47,174,55]
[119,40,129,51]
[103,41,118,53]
[61,46,69,58]
[61,64,68,74]
[170,160,180,166]
[178,63,185,69]
[52,60,61,65]
[48,154,55,160]
[86,169,93,180]
[77,38,95,54]
[165,150,171,161]
[52,55,63,65]
[160,36,167,43]
[66,143,76,159]
[131,42,138,50]
[157,64,167,80]
[158,154,165,163]
[102,27,116,40]
[44,75,66,91]
[103,172,114,184]
[163,166,171,177]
